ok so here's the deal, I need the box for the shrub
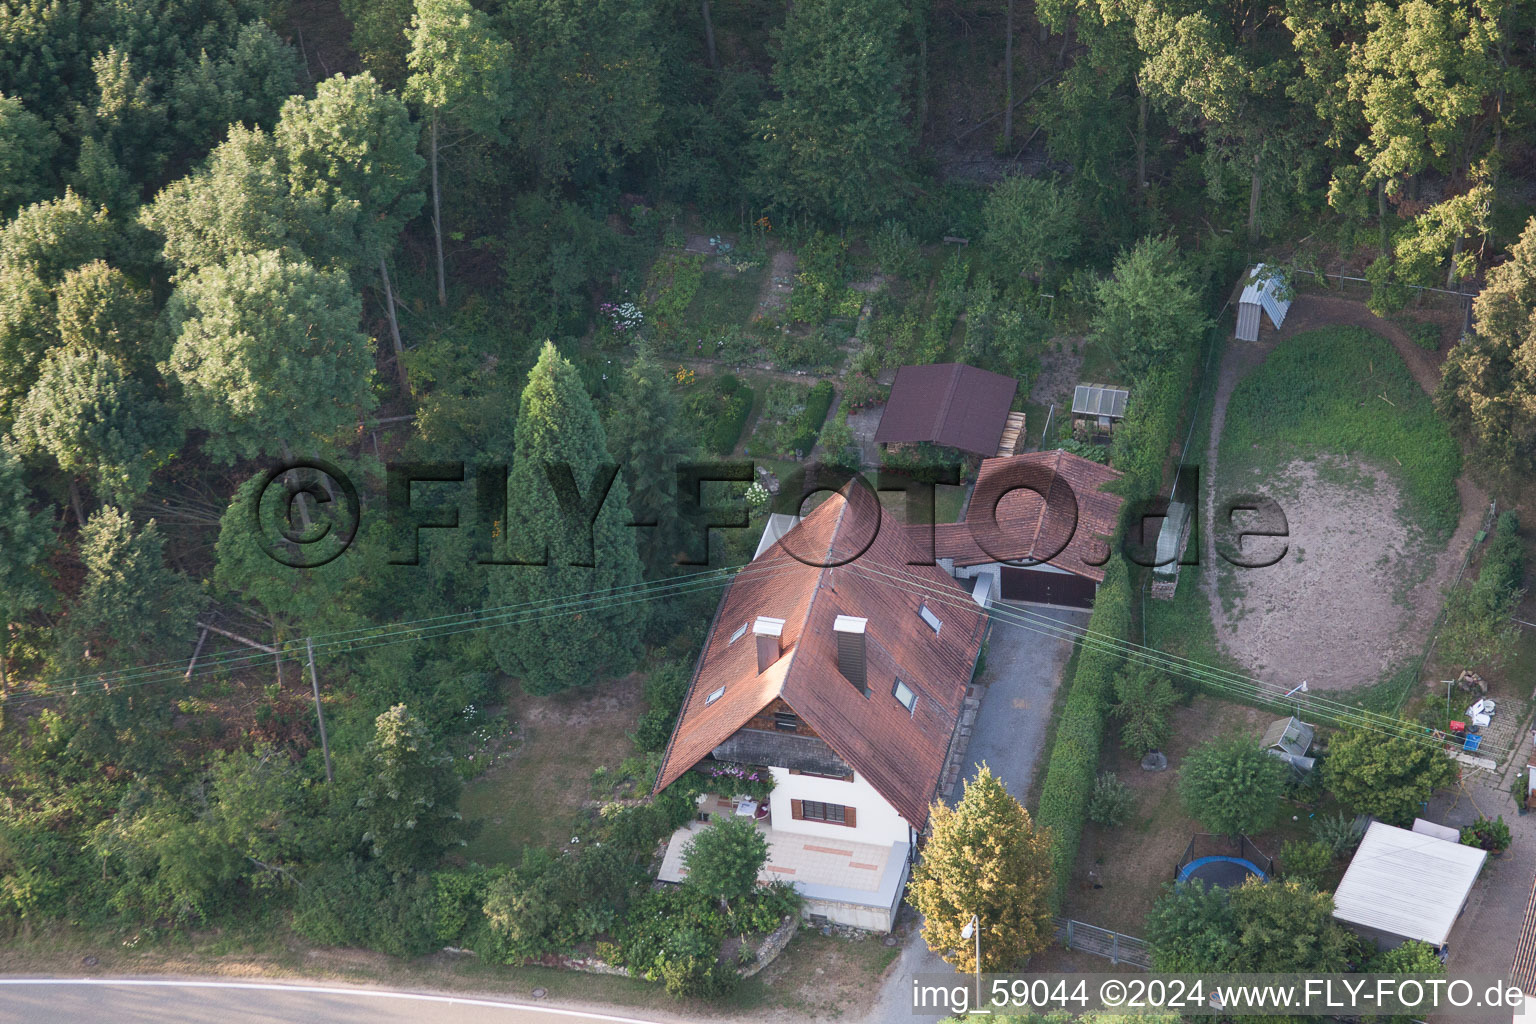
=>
[818,413,860,472]
[1052,436,1108,464]
[1111,665,1177,754]
[293,858,438,958]
[790,231,850,324]
[872,219,921,280]
[1036,556,1131,908]
[650,253,705,333]
[1439,512,1525,670]
[1087,772,1135,827]
[1460,815,1511,852]
[758,380,834,456]
[687,374,753,456]
[635,662,691,753]
[1323,724,1457,825]
[1310,812,1365,857]
[1110,347,1198,503]
[1280,839,1335,889]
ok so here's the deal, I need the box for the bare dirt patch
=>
[1214,457,1431,688]
[1029,336,1087,407]
[1203,296,1489,694]
[756,249,796,319]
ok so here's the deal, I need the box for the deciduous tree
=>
[11,345,178,506]
[682,816,768,909]
[1178,737,1287,838]
[982,176,1080,284]
[1437,216,1536,473]
[0,444,54,697]
[1322,724,1457,825]
[161,250,375,463]
[1091,235,1209,377]
[356,704,464,873]
[909,765,1054,972]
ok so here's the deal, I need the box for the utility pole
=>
[305,637,334,784]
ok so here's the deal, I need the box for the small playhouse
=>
[1235,264,1292,341]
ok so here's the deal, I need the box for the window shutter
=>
[844,806,857,828]
[791,799,804,821]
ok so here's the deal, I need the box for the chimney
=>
[834,615,867,692]
[753,616,785,673]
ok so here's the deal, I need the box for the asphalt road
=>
[0,979,677,1024]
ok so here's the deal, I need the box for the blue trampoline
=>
[1175,835,1274,889]
[1177,855,1267,888]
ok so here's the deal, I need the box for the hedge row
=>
[704,374,754,456]
[1035,555,1132,910]
[784,380,835,455]
[1109,342,1198,503]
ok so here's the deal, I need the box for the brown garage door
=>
[999,567,1097,608]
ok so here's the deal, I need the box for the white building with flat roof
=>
[1332,820,1486,950]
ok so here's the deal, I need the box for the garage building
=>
[930,450,1125,609]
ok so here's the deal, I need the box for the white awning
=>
[1332,821,1486,947]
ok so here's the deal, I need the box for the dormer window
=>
[705,685,726,705]
[919,603,942,633]
[893,679,917,713]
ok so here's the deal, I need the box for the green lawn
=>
[459,683,644,866]
[1218,326,1461,541]
[682,265,767,333]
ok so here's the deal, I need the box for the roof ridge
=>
[1024,448,1064,559]
[794,493,852,645]
[933,364,964,438]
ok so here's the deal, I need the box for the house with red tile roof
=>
[931,450,1124,608]
[653,491,985,931]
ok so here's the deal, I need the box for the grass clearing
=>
[459,677,645,866]
[1219,326,1460,540]
[683,266,768,333]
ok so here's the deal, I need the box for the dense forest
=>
[0,0,1532,982]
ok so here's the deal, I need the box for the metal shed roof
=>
[1071,384,1129,419]
[1260,716,1314,758]
[1332,821,1486,947]
[1238,263,1292,330]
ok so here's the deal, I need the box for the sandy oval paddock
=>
[1215,456,1440,690]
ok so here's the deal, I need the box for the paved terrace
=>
[658,796,907,908]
